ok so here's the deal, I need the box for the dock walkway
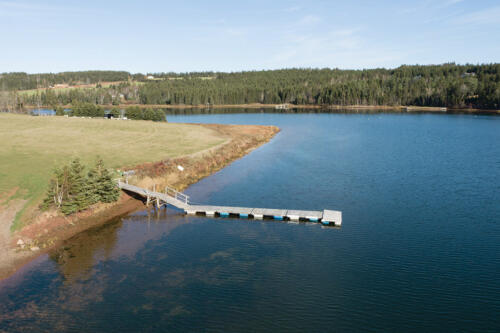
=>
[118,181,342,226]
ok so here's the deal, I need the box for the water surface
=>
[1,112,499,332]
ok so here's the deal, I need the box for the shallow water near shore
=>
[1,111,499,332]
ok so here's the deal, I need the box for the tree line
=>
[41,158,120,215]
[137,64,500,109]
[2,64,500,109]
[51,102,165,121]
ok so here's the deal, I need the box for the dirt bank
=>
[0,123,279,280]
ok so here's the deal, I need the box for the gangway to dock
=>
[118,180,342,226]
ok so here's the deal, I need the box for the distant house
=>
[275,103,290,110]
[146,75,155,80]
[461,72,477,78]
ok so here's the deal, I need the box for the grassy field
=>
[16,81,144,97]
[0,113,227,230]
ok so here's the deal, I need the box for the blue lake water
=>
[30,108,56,116]
[1,112,499,332]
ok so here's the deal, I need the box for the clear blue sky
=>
[1,0,499,73]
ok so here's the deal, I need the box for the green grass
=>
[0,113,227,230]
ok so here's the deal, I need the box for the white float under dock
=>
[118,181,342,226]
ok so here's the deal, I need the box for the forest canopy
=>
[1,64,499,109]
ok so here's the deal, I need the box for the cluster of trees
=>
[41,158,120,215]
[51,103,164,121]
[69,102,106,117]
[0,71,132,90]
[125,106,166,121]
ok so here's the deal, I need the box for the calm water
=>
[1,112,499,332]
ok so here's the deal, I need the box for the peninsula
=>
[0,113,279,279]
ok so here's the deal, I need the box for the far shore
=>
[24,103,500,114]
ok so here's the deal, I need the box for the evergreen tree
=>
[126,106,142,119]
[85,163,101,206]
[111,107,121,118]
[55,106,65,116]
[142,108,154,120]
[61,158,87,215]
[154,109,166,122]
[97,163,120,202]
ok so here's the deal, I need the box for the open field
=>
[16,81,144,97]
[0,113,227,230]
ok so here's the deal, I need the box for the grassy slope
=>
[0,113,227,230]
[16,81,144,97]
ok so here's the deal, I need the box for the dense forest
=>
[1,64,499,110]
[137,64,500,109]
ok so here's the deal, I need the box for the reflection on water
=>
[1,112,500,332]
[50,209,192,283]
[49,218,122,283]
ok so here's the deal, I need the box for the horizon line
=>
[2,62,499,76]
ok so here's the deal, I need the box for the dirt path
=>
[0,199,33,279]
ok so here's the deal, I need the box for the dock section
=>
[118,180,342,226]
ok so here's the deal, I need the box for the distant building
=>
[146,75,155,80]
[275,104,290,110]
[461,72,477,78]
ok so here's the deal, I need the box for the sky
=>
[0,0,499,73]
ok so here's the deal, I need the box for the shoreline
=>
[24,103,500,114]
[0,123,279,281]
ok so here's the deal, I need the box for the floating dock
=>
[118,181,342,226]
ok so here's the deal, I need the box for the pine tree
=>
[111,107,121,118]
[61,158,87,215]
[98,167,120,203]
[85,163,101,206]
[55,106,65,116]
